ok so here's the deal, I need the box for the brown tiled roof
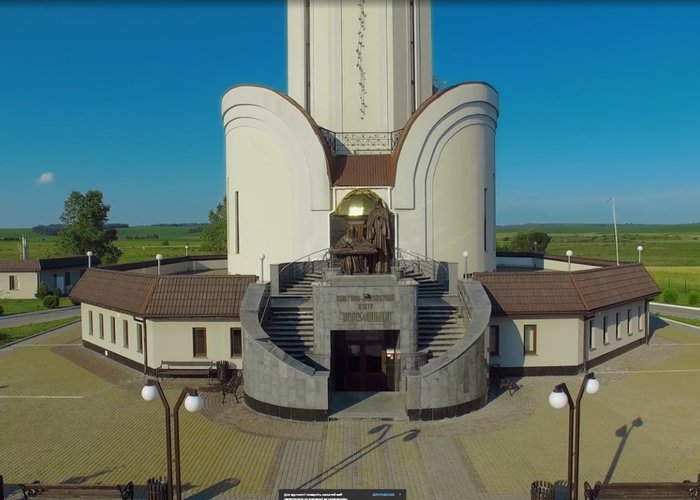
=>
[573,265,660,311]
[0,260,40,272]
[473,272,586,315]
[69,269,257,319]
[0,256,97,273]
[145,275,257,318]
[330,154,396,187]
[70,269,157,316]
[473,264,660,316]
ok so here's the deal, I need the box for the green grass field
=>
[0,298,76,316]
[0,225,206,263]
[0,316,80,346]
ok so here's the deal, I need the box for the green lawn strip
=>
[0,297,75,316]
[656,314,700,328]
[0,317,80,346]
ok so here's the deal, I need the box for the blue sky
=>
[1,2,699,228]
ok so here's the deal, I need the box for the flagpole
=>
[609,196,620,266]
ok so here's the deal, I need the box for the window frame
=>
[638,305,643,331]
[192,328,207,358]
[523,324,537,355]
[627,308,632,336]
[603,316,609,345]
[110,316,116,344]
[588,319,595,350]
[489,325,500,356]
[136,323,144,353]
[615,312,621,341]
[9,275,18,290]
[230,327,242,356]
[88,310,94,336]
[122,319,129,348]
[99,313,104,339]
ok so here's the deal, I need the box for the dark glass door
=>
[333,331,396,391]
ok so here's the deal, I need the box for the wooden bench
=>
[156,360,215,380]
[19,481,134,499]
[221,370,244,403]
[584,477,700,499]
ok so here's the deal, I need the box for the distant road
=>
[650,302,700,320]
[0,306,81,328]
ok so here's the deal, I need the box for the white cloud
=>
[36,172,54,184]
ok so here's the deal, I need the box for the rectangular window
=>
[136,324,144,353]
[489,325,500,356]
[193,328,207,357]
[88,311,94,336]
[99,313,104,339]
[123,320,129,348]
[603,316,609,345]
[64,271,71,287]
[9,275,18,290]
[110,317,116,344]
[627,309,632,335]
[230,327,242,356]
[615,312,621,340]
[638,305,643,331]
[588,319,595,350]
[523,325,537,355]
[234,190,240,254]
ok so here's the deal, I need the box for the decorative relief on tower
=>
[355,0,367,119]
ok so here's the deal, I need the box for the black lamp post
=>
[548,372,600,500]
[142,379,204,500]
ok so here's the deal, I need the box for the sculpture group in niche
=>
[333,200,393,275]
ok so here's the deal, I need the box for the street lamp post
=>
[156,254,163,276]
[637,245,643,264]
[534,241,538,253]
[566,249,573,272]
[142,380,204,500]
[259,253,266,282]
[548,372,600,500]
[462,250,469,279]
[185,244,189,257]
[87,251,93,268]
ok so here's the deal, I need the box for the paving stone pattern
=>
[1,318,699,499]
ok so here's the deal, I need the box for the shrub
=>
[0,304,4,316]
[688,291,700,306]
[53,287,63,298]
[35,282,49,299]
[70,297,81,306]
[661,288,680,304]
[42,295,59,309]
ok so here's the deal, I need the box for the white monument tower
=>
[222,0,498,277]
[287,0,433,132]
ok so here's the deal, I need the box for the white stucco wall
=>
[586,301,647,363]
[0,272,38,299]
[81,304,244,371]
[394,83,498,273]
[147,319,243,370]
[222,86,331,276]
[81,304,145,367]
[542,260,599,272]
[489,316,582,369]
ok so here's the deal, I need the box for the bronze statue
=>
[333,225,373,274]
[366,199,393,273]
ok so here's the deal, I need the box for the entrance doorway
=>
[332,330,398,391]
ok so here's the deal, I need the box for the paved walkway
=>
[1,316,699,499]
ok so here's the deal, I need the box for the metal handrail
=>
[278,248,332,287]
[393,247,450,285]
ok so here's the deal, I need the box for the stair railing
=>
[277,248,332,291]
[393,247,450,286]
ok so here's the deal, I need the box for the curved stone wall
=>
[405,279,492,420]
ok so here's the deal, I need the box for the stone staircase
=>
[280,270,323,296]
[263,305,314,360]
[270,265,464,362]
[417,302,465,359]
